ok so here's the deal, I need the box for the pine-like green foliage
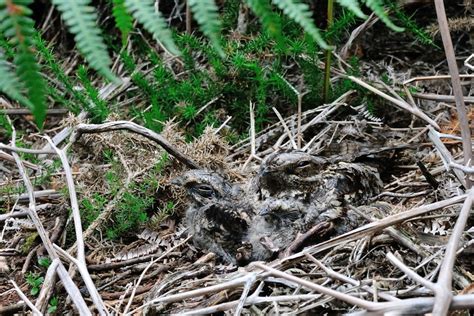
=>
[77,66,109,122]
[124,0,180,56]
[272,0,329,49]
[363,0,404,32]
[0,0,47,127]
[51,0,118,82]
[35,34,87,113]
[188,0,224,58]
[336,0,366,19]
[246,0,284,46]
[111,0,133,46]
[390,3,434,46]
[325,9,357,41]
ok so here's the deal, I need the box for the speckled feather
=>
[173,170,255,264]
[249,150,383,260]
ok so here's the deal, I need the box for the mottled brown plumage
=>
[175,151,383,263]
[249,150,383,260]
[173,170,255,264]
[255,150,328,199]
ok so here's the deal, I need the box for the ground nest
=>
[1,74,473,314]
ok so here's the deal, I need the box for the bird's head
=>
[258,150,327,195]
[172,170,236,206]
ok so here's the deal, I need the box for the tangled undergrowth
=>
[0,0,473,315]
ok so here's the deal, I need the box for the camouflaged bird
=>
[172,170,255,264]
[249,150,383,260]
[254,150,328,200]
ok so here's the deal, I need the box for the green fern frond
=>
[246,0,284,46]
[336,0,366,19]
[187,0,224,58]
[124,0,180,56]
[51,0,118,82]
[0,0,46,127]
[112,0,133,46]
[272,0,329,49]
[363,0,404,32]
[15,47,47,126]
[0,56,33,109]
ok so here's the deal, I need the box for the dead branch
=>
[73,121,200,169]
[305,253,399,302]
[286,193,467,262]
[122,235,191,314]
[253,263,376,310]
[45,137,108,315]
[35,258,60,314]
[10,280,42,316]
[432,190,474,314]
[434,0,473,192]
[346,76,440,129]
[428,127,467,187]
[130,272,262,315]
[9,136,91,315]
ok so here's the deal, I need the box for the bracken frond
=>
[188,0,224,58]
[363,0,404,32]
[0,54,33,109]
[246,0,284,47]
[112,0,133,46]
[51,0,118,82]
[272,0,329,49]
[0,0,46,127]
[336,0,367,19]
[124,0,181,56]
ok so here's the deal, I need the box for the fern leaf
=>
[0,56,34,109]
[124,0,180,56]
[246,0,284,46]
[15,47,47,125]
[272,0,329,49]
[187,0,225,58]
[0,0,47,127]
[336,0,367,19]
[51,0,118,82]
[112,0,133,46]
[363,0,404,32]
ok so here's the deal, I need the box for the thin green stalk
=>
[323,0,334,103]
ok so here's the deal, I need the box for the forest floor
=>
[0,1,473,315]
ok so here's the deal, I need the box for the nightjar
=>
[172,170,255,264]
[249,150,383,260]
[255,150,328,199]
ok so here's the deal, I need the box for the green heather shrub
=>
[0,0,403,127]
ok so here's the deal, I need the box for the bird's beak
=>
[258,206,271,216]
[259,167,273,177]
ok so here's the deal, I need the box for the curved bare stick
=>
[253,263,377,310]
[35,258,60,313]
[305,253,399,302]
[273,193,468,266]
[346,76,440,130]
[432,190,474,315]
[129,273,261,315]
[347,294,474,315]
[10,280,42,316]
[10,141,91,315]
[45,137,109,316]
[434,0,472,184]
[386,252,436,292]
[122,236,191,314]
[73,121,200,169]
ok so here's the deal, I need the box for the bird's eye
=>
[193,184,215,198]
[296,161,311,169]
